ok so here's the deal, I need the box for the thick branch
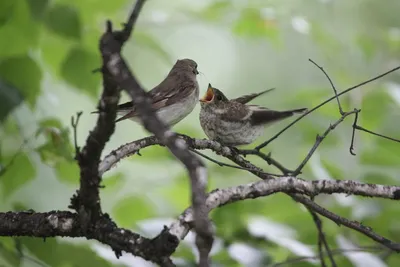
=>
[0,211,177,266]
[1,177,399,266]
[70,0,149,237]
[99,136,270,179]
[99,137,400,252]
[99,2,212,263]
[72,29,121,224]
[166,177,400,251]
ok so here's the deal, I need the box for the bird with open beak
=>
[199,83,308,146]
[93,58,200,127]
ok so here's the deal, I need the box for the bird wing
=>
[219,102,253,122]
[249,106,307,126]
[231,88,275,104]
[115,75,197,122]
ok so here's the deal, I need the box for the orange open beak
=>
[200,84,214,103]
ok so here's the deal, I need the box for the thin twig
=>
[349,111,359,155]
[238,149,295,175]
[292,195,400,252]
[190,148,282,176]
[355,125,400,143]
[309,210,337,267]
[309,59,344,115]
[190,149,254,171]
[272,246,387,267]
[15,239,50,267]
[255,65,400,150]
[293,109,360,176]
[349,111,400,156]
[0,138,29,177]
[70,111,83,157]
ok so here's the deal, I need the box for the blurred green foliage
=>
[1,0,400,266]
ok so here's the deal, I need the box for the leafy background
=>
[0,0,400,266]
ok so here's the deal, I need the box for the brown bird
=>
[93,58,200,126]
[199,83,308,146]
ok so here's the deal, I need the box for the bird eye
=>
[216,94,223,101]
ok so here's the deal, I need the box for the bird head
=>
[174,58,199,75]
[199,83,228,105]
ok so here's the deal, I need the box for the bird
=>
[93,58,200,127]
[199,83,308,146]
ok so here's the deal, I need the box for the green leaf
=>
[35,118,74,165]
[11,202,29,211]
[0,240,20,267]
[362,172,395,185]
[213,249,241,267]
[38,117,64,129]
[360,138,400,167]
[19,237,114,267]
[60,46,100,97]
[233,8,280,45]
[321,158,342,179]
[156,174,190,211]
[0,0,15,27]
[360,89,393,130]
[0,55,42,107]
[40,29,71,77]
[0,80,23,122]
[44,4,81,40]
[211,200,264,241]
[0,0,40,57]
[173,244,195,263]
[0,153,35,198]
[59,0,129,23]
[300,120,340,148]
[102,172,126,193]
[55,160,79,185]
[112,196,154,228]
[26,0,49,20]
[1,116,21,135]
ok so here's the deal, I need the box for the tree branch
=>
[98,1,212,264]
[1,177,399,266]
[165,177,400,251]
[272,246,387,267]
[255,64,400,150]
[99,136,270,179]
[0,211,177,266]
[308,210,337,267]
[293,109,360,176]
[309,59,343,115]
[99,136,400,252]
[238,149,295,175]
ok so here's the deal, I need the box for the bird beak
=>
[200,84,214,103]
[194,69,199,75]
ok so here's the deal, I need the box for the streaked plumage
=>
[93,58,200,126]
[199,84,307,146]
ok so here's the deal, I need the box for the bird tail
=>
[288,108,308,115]
[232,87,275,104]
[250,107,308,126]
[89,109,134,123]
